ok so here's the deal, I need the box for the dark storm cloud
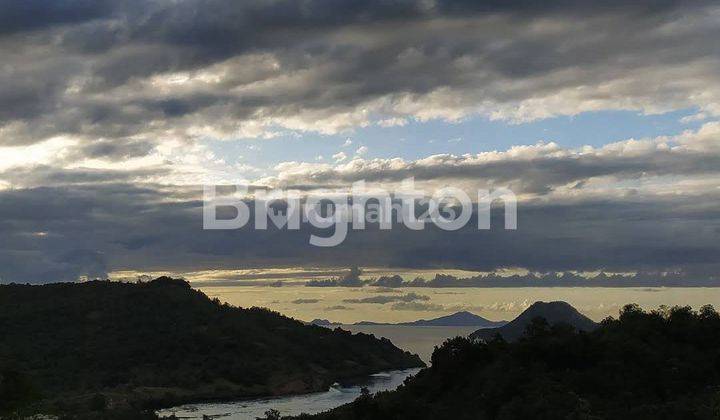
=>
[0,0,118,36]
[1,0,719,146]
[1,183,719,284]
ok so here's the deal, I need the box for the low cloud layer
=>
[1,179,719,283]
[343,293,430,305]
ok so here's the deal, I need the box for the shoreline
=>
[155,368,422,418]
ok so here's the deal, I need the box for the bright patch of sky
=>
[206,108,706,174]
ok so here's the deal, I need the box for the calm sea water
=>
[338,325,480,362]
[156,368,420,419]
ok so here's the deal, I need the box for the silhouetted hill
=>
[398,311,507,327]
[0,278,423,418]
[304,304,720,420]
[313,312,506,328]
[470,301,597,342]
[309,319,340,326]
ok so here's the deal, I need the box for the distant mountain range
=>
[470,301,598,342]
[311,311,507,328]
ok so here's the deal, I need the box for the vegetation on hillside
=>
[0,277,423,418]
[304,304,720,420]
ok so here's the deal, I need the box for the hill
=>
[309,319,340,326]
[397,311,506,327]
[312,312,506,328]
[469,301,597,342]
[303,304,720,419]
[0,278,423,418]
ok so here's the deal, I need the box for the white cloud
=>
[0,136,77,172]
[332,152,348,162]
[255,122,720,201]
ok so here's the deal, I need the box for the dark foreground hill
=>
[302,303,720,420]
[0,278,423,418]
[470,301,597,342]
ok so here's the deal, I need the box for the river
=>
[156,368,420,419]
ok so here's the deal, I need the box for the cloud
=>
[1,125,720,284]
[332,152,348,163]
[0,180,719,283]
[343,292,430,304]
[73,139,156,160]
[325,305,351,311]
[1,0,719,150]
[446,300,532,313]
[1,2,720,283]
[264,122,720,198]
[0,165,167,188]
[355,146,369,156]
[291,298,321,304]
[391,302,444,311]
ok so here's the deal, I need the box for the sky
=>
[1,0,720,284]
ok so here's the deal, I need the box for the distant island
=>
[311,311,507,328]
[303,302,720,419]
[0,277,423,418]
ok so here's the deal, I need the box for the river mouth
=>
[156,368,420,419]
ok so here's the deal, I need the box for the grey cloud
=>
[1,0,719,147]
[390,301,444,311]
[74,139,156,160]
[1,1,720,282]
[343,293,431,304]
[325,305,351,311]
[0,0,120,36]
[0,183,720,283]
[0,166,167,188]
[291,298,321,304]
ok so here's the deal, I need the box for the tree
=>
[258,409,282,420]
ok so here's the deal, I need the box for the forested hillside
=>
[0,278,423,418]
[305,304,720,420]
